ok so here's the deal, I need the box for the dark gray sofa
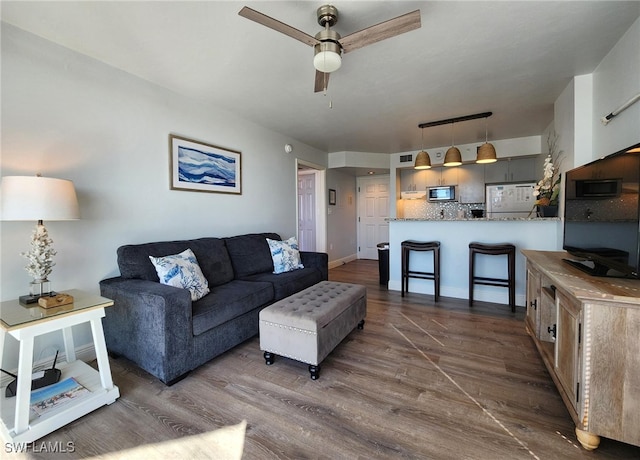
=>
[99,232,328,385]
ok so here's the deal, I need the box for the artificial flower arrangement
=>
[533,131,563,207]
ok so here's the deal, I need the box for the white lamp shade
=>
[313,40,342,73]
[1,176,80,221]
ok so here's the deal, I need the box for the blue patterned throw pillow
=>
[267,237,304,274]
[149,248,210,301]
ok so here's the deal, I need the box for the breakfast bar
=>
[387,217,561,307]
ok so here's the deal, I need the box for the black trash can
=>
[377,242,389,285]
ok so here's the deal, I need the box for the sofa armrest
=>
[300,251,328,281]
[99,277,193,384]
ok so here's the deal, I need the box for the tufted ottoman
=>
[259,281,366,379]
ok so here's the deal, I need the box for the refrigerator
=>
[485,183,536,218]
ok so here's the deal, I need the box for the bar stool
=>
[468,242,516,312]
[401,240,440,301]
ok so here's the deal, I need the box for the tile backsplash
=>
[402,199,485,219]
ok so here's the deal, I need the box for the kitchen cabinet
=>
[400,167,457,190]
[457,163,484,203]
[485,157,536,183]
[400,169,427,191]
[523,250,640,451]
[437,167,458,186]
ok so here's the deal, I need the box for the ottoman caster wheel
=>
[264,351,275,365]
[357,319,365,330]
[309,365,320,380]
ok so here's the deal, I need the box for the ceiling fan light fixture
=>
[313,41,342,73]
[444,146,462,167]
[414,151,432,169]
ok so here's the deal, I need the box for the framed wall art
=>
[170,134,242,194]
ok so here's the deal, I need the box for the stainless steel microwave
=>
[428,185,455,201]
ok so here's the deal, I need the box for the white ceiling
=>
[2,1,639,155]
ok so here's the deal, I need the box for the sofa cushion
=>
[118,238,234,287]
[267,237,304,274]
[225,233,280,277]
[192,280,273,336]
[149,248,210,301]
[240,266,323,301]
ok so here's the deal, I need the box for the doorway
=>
[357,175,390,260]
[296,159,327,253]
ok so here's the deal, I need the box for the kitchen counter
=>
[388,217,561,222]
[387,218,562,306]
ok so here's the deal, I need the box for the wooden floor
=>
[15,260,640,459]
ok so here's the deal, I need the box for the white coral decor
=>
[22,223,56,281]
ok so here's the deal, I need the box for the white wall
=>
[556,17,640,170]
[0,24,327,366]
[592,17,640,157]
[326,169,357,265]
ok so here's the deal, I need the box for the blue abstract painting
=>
[171,135,241,194]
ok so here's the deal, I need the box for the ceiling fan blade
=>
[340,10,421,53]
[314,71,330,93]
[239,6,319,47]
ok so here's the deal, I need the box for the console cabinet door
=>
[555,290,582,411]
[525,265,541,337]
[539,286,557,343]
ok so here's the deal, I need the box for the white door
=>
[298,172,316,251]
[357,175,390,260]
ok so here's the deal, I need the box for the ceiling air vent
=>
[400,154,413,163]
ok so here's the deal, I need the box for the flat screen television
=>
[563,142,640,278]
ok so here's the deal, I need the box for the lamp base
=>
[19,280,56,306]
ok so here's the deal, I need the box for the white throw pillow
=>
[266,237,304,274]
[149,248,210,301]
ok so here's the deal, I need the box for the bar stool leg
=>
[468,249,474,306]
[508,250,515,312]
[434,246,440,302]
[401,246,407,297]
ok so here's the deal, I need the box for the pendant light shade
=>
[414,127,432,169]
[476,116,498,164]
[444,146,462,167]
[414,150,432,169]
[444,122,462,167]
[476,143,497,164]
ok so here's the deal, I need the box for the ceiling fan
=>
[239,4,421,93]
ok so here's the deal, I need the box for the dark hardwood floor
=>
[12,260,640,459]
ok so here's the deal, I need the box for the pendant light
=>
[414,128,432,169]
[477,116,497,164]
[443,122,462,167]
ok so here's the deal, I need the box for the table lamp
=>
[1,175,80,304]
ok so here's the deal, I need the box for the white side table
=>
[0,289,120,443]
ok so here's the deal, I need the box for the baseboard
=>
[329,254,358,269]
[0,343,96,387]
[388,280,525,307]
